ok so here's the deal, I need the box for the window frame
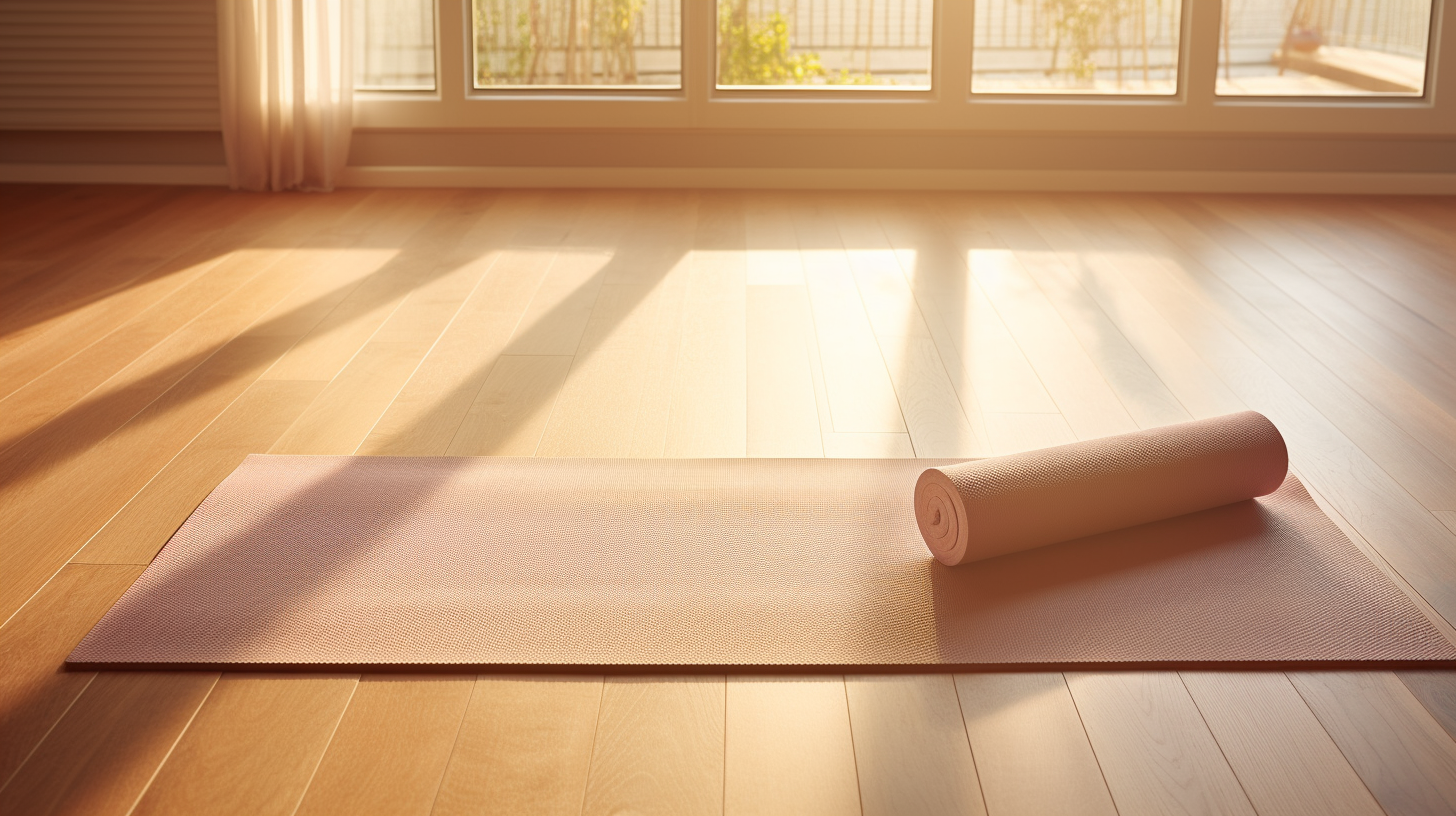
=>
[351,0,1455,136]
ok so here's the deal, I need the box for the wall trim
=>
[339,165,1456,194]
[0,163,228,186]
[3,162,1454,194]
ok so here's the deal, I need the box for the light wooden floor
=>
[2,185,1455,816]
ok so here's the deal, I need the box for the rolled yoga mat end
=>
[915,411,1289,566]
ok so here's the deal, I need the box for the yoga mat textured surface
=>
[70,455,1454,669]
[915,412,1289,565]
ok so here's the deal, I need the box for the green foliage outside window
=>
[1039,0,1169,84]
[717,3,875,85]
[472,0,882,87]
[473,0,646,86]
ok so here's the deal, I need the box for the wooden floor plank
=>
[744,191,806,286]
[628,258,693,458]
[983,411,1078,453]
[1297,200,1456,337]
[599,196,714,458]
[432,676,603,816]
[1364,198,1456,254]
[1397,671,1456,743]
[293,675,474,816]
[939,197,1140,440]
[502,249,614,357]
[445,355,573,456]
[582,677,726,816]
[130,674,359,816]
[0,186,176,269]
[1180,672,1384,816]
[0,191,347,410]
[990,199,1245,423]
[875,335,988,457]
[746,285,823,457]
[1290,671,1456,816]
[74,379,326,566]
[536,281,679,457]
[954,673,1117,816]
[0,243,293,444]
[663,247,748,458]
[798,246,908,435]
[271,205,519,456]
[0,564,144,786]
[0,333,309,621]
[0,206,360,464]
[0,186,198,327]
[1197,197,1456,423]
[356,196,552,456]
[1027,194,1456,628]
[0,190,268,367]
[1096,196,1456,622]
[257,190,459,383]
[1138,197,1456,488]
[835,199,990,457]
[844,674,986,816]
[0,195,427,619]
[975,201,1193,430]
[1435,510,1456,535]
[724,677,861,816]
[1066,672,1256,816]
[0,672,218,816]
[877,196,1059,418]
[529,196,695,458]
[793,198,906,435]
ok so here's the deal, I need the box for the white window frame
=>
[353,0,1455,136]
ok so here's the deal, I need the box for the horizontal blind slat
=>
[0,86,219,99]
[1,27,216,39]
[0,113,221,129]
[0,63,218,76]
[0,73,218,86]
[0,35,217,47]
[1,49,219,62]
[0,3,213,14]
[0,96,220,110]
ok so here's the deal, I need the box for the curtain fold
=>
[217,0,352,192]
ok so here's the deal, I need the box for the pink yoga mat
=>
[69,454,1453,669]
[915,412,1288,565]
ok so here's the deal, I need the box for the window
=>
[351,0,1448,136]
[1216,0,1432,96]
[971,0,1182,94]
[355,0,438,90]
[716,0,934,89]
[471,0,682,88]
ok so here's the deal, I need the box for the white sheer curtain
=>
[217,0,352,191]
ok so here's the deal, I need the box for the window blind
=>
[0,0,220,130]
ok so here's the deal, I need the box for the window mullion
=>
[438,0,468,104]
[1184,0,1221,113]
[939,0,972,102]
[687,0,712,103]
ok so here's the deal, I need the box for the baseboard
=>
[339,165,1456,194]
[0,163,228,186]
[4,162,1454,194]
